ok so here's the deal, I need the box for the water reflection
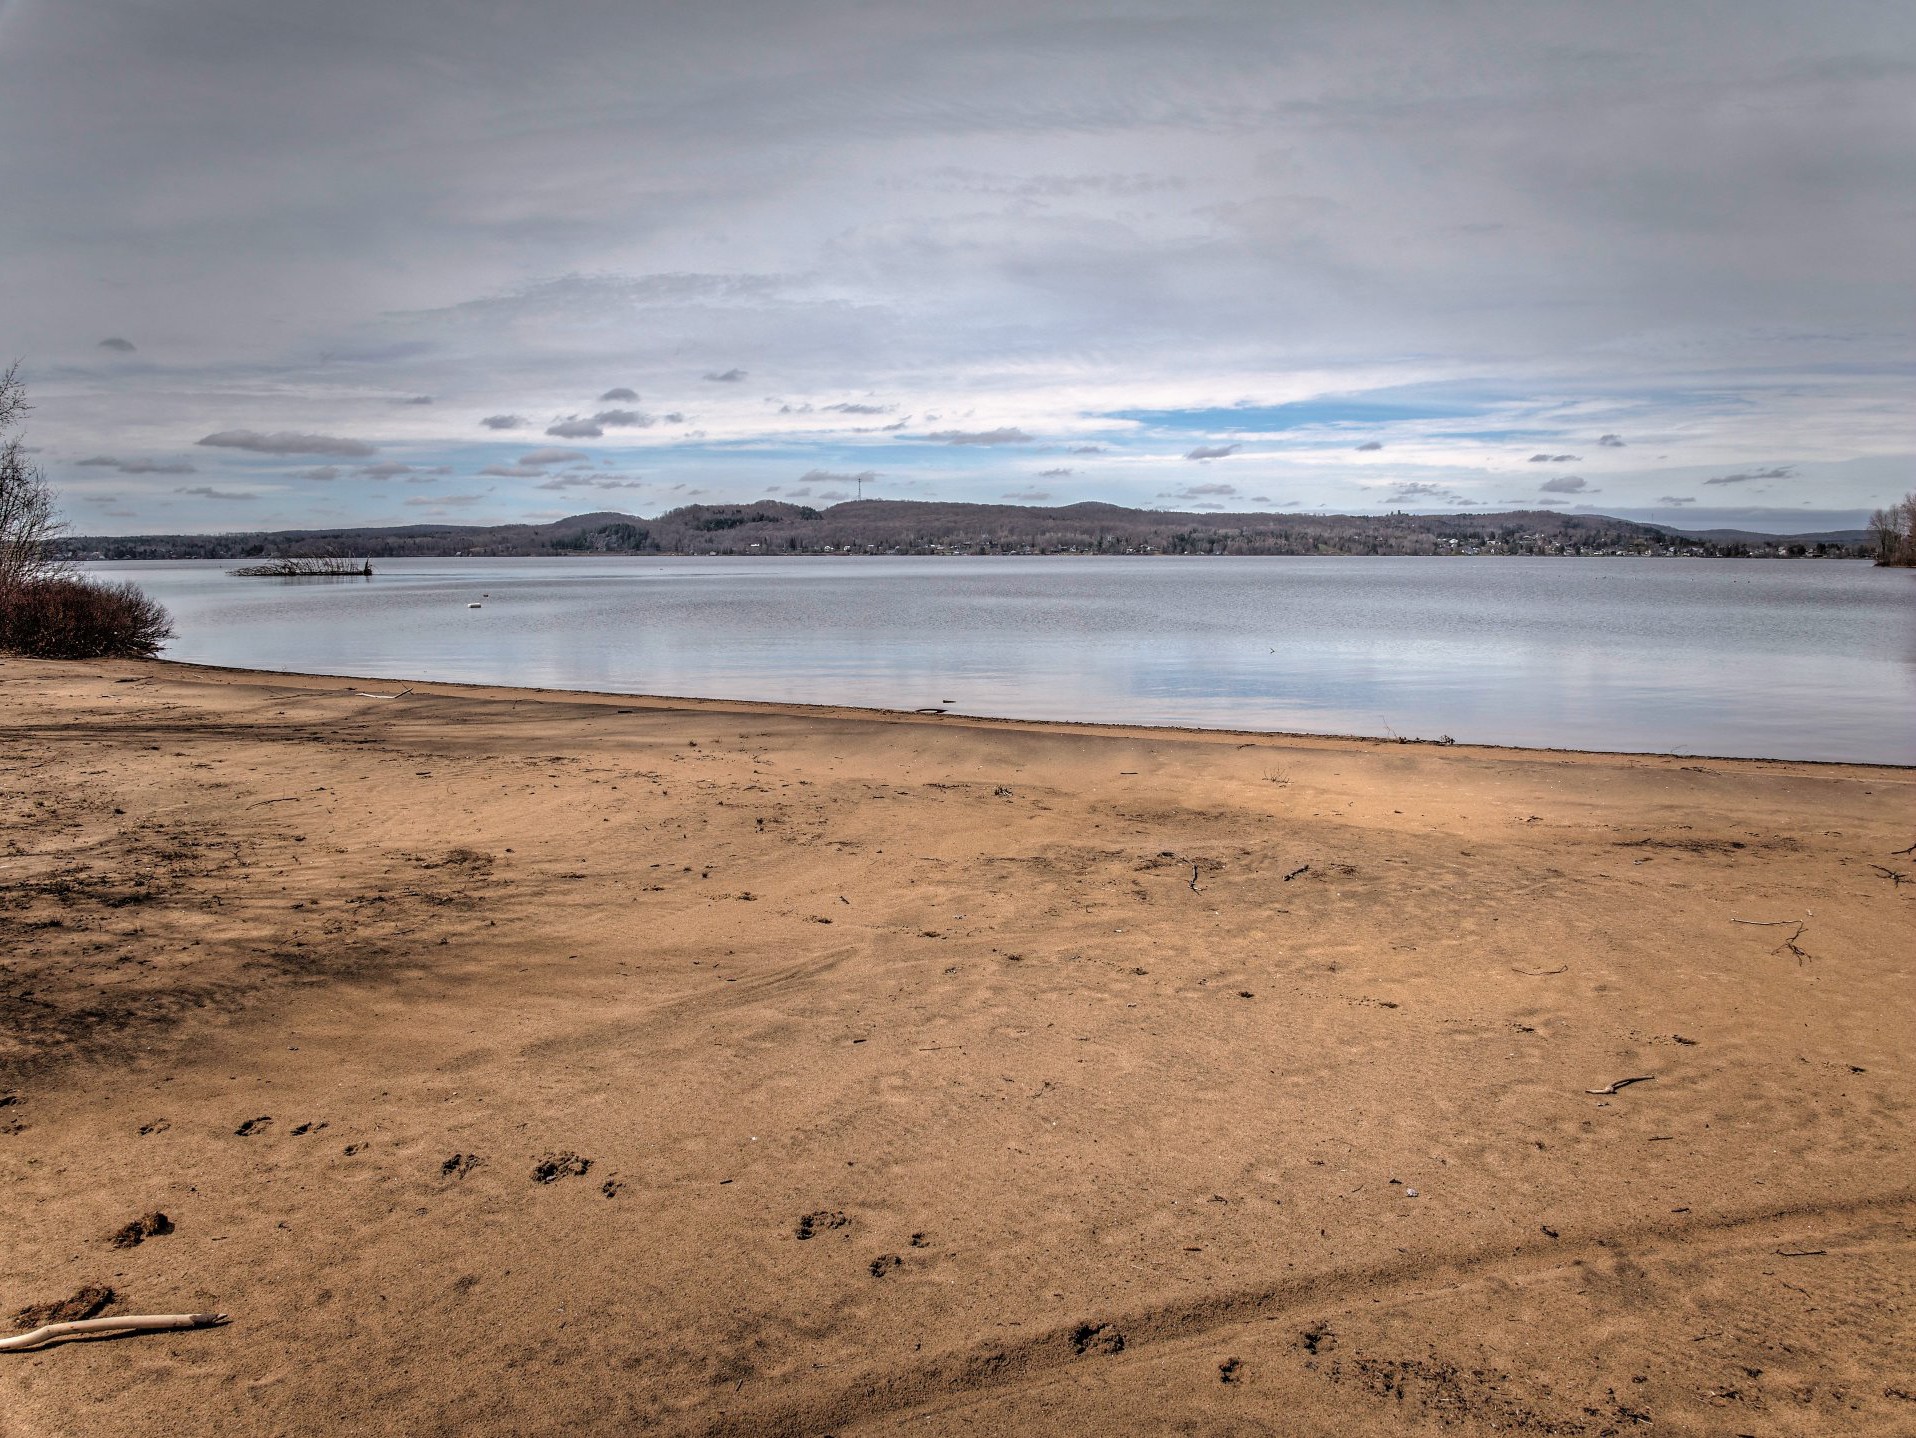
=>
[85,557,1916,764]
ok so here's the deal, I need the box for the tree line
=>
[1869,494,1916,567]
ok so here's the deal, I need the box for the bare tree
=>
[0,362,68,594]
[1869,492,1915,567]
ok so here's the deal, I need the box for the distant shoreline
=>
[54,498,1873,562]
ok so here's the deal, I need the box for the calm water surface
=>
[84,557,1916,763]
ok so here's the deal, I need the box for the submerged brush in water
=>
[229,557,373,577]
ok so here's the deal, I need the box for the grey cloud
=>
[704,369,746,382]
[662,412,686,424]
[520,447,590,465]
[799,468,876,484]
[197,429,376,457]
[1528,454,1581,463]
[290,466,341,481]
[1598,434,1627,447]
[117,458,196,474]
[1385,482,1467,503]
[823,402,888,415]
[537,474,645,490]
[481,414,525,430]
[1068,446,1106,455]
[1703,466,1795,485]
[175,485,256,500]
[1037,467,1073,478]
[927,427,1031,445]
[75,455,196,474]
[97,337,136,352]
[405,494,488,508]
[1163,482,1240,501]
[1355,441,1383,451]
[592,408,653,427]
[544,418,603,438]
[358,461,419,478]
[1002,489,1053,501]
[1184,444,1239,460]
[480,463,547,478]
[1539,475,1594,493]
[393,395,433,405]
[1656,495,1696,505]
[599,387,638,401]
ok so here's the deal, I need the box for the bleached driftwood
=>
[0,1312,227,1352]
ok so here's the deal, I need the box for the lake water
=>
[82,557,1916,764]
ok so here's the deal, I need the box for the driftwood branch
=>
[1586,1075,1654,1095]
[1,1313,227,1352]
[1512,964,1568,976]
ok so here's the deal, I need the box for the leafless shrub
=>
[0,363,173,658]
[0,577,174,658]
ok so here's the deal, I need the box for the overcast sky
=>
[2,0,1910,534]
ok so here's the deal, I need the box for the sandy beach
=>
[2,655,1911,1436]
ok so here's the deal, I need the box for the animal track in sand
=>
[531,1152,591,1183]
[107,1212,173,1248]
[795,1210,851,1240]
[1070,1322,1126,1356]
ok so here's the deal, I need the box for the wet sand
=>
[2,656,1912,1436]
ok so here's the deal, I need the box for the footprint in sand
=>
[794,1210,851,1240]
[531,1152,591,1183]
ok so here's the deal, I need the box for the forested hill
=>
[57,500,1867,560]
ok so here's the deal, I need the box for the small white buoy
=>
[468,602,482,608]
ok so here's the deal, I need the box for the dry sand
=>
[2,656,1912,1436]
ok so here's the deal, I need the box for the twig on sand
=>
[1731,917,1798,926]
[1775,1249,1827,1258]
[1189,864,1201,893]
[1586,1076,1654,1095]
[1776,924,1811,964]
[1512,965,1568,976]
[1869,865,1908,886]
[352,687,413,700]
[1891,840,1916,857]
[1,1313,228,1352]
[1282,864,1309,882]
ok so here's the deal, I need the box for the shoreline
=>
[147,656,1915,772]
[4,655,1911,1434]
